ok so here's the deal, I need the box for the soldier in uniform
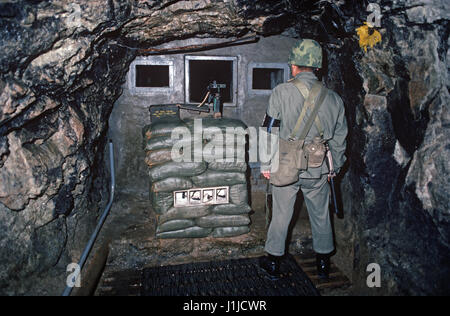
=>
[260,39,348,280]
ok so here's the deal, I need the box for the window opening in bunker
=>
[185,56,237,106]
[128,57,173,95]
[252,68,284,90]
[248,63,289,95]
[135,65,170,87]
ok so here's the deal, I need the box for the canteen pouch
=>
[304,137,326,169]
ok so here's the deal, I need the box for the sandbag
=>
[148,161,207,182]
[184,118,248,132]
[195,214,250,228]
[144,135,192,152]
[145,149,174,167]
[212,226,250,238]
[211,203,251,215]
[151,177,192,193]
[156,219,195,233]
[198,144,246,163]
[158,205,211,224]
[229,184,249,205]
[203,131,247,146]
[156,226,212,239]
[143,120,187,139]
[191,171,246,187]
[151,191,173,215]
[207,161,247,173]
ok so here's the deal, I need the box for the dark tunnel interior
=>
[0,0,448,296]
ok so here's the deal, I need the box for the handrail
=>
[62,141,115,296]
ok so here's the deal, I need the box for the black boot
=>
[316,253,331,280]
[259,254,282,280]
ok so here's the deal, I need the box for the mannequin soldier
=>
[260,39,348,280]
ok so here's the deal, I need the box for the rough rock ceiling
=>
[0,0,448,296]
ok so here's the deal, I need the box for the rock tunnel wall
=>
[320,2,449,295]
[0,0,448,295]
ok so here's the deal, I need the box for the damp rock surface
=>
[319,2,450,295]
[0,0,448,296]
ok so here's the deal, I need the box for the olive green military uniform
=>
[264,71,347,256]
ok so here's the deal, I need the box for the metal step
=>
[293,254,351,294]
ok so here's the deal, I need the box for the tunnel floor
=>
[78,191,351,296]
[140,254,320,296]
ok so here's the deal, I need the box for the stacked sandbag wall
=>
[143,117,251,238]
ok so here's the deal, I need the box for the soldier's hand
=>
[262,171,270,180]
[327,173,336,182]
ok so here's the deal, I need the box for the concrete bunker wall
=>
[108,35,294,195]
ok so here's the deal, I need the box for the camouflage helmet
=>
[288,39,322,68]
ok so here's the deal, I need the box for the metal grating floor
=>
[141,255,320,296]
